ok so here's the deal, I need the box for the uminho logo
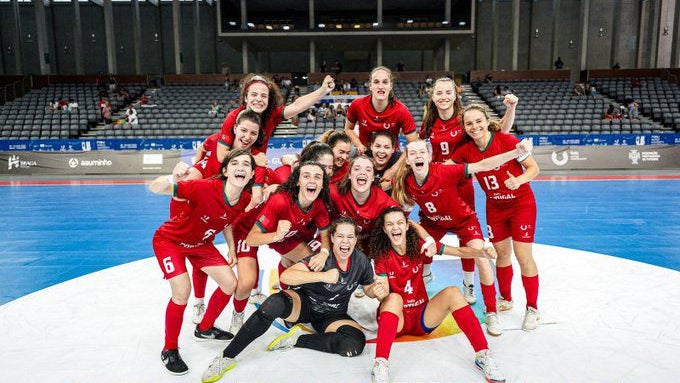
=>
[7,155,37,170]
[551,151,568,166]
[68,158,113,168]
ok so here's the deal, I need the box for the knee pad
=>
[336,325,366,357]
[258,292,293,321]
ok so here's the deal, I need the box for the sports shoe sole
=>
[161,358,189,376]
[267,324,302,351]
[474,361,506,383]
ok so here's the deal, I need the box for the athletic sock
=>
[375,311,399,359]
[199,288,232,331]
[522,274,539,310]
[481,283,497,313]
[192,267,208,300]
[164,299,186,350]
[452,306,488,352]
[496,264,514,301]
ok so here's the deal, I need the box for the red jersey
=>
[346,95,416,149]
[374,240,431,309]
[155,179,250,248]
[329,184,399,249]
[452,131,532,204]
[201,133,219,159]
[420,115,466,163]
[254,192,330,253]
[218,104,285,153]
[330,161,349,184]
[265,164,291,185]
[405,162,475,228]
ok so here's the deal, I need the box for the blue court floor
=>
[1,173,680,383]
[1,174,678,305]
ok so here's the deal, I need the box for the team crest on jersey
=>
[449,130,459,138]
[200,215,210,224]
[520,225,531,231]
[412,265,420,274]
[383,123,392,129]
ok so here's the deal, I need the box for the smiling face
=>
[331,141,351,169]
[405,140,431,176]
[332,223,357,261]
[297,164,325,205]
[432,80,456,114]
[232,119,260,150]
[382,210,408,248]
[244,82,270,114]
[223,153,254,188]
[349,157,375,194]
[370,135,395,168]
[369,69,392,103]
[463,108,491,142]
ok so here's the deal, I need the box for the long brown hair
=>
[233,108,266,148]
[368,207,421,260]
[239,73,283,128]
[217,149,256,189]
[420,77,464,139]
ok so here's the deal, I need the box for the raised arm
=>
[498,94,518,133]
[282,76,335,120]
[148,162,191,195]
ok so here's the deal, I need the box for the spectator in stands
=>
[58,99,69,111]
[554,56,564,70]
[293,85,301,97]
[494,86,503,99]
[350,78,359,91]
[281,77,292,90]
[396,61,406,72]
[628,101,639,120]
[484,73,493,84]
[125,105,137,121]
[127,111,139,125]
[318,103,330,121]
[502,86,512,96]
[67,99,79,113]
[320,60,327,73]
[102,101,112,125]
[342,81,351,94]
[631,78,641,88]
[306,108,317,122]
[417,83,427,98]
[604,104,616,120]
[612,62,621,69]
[425,75,434,86]
[618,105,627,119]
[584,82,596,96]
[334,60,343,75]
[208,101,221,118]
[227,100,238,112]
[572,84,584,96]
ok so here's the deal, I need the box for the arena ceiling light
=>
[318,23,325,28]
[283,25,290,30]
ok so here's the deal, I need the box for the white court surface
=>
[1,243,679,383]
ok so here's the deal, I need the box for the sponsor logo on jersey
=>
[200,215,210,224]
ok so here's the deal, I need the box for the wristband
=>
[166,174,176,185]
[423,236,435,248]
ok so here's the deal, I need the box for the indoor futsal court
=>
[1,171,679,383]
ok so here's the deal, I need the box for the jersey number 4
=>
[404,279,414,295]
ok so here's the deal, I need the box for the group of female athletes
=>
[148,66,541,383]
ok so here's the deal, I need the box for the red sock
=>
[278,261,289,290]
[199,288,232,331]
[192,267,208,300]
[452,306,488,352]
[496,265,513,301]
[375,311,399,359]
[164,299,186,350]
[461,258,475,272]
[522,274,539,310]
[481,283,497,313]
[233,296,248,314]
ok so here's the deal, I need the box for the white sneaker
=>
[192,303,206,324]
[422,271,435,284]
[267,323,305,351]
[249,290,268,306]
[354,286,365,298]
[497,298,513,312]
[462,283,476,304]
[485,312,502,336]
[371,357,390,383]
[522,307,540,331]
[229,310,245,335]
[201,354,236,383]
[475,349,506,383]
